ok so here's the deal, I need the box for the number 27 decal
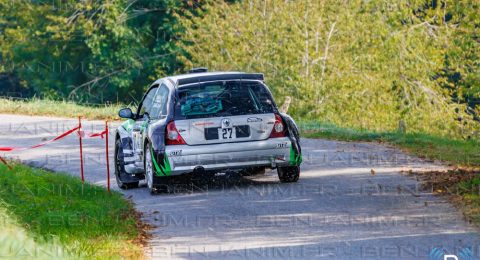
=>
[221,128,233,139]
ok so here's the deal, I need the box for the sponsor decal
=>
[169,150,182,156]
[221,118,231,128]
[193,122,214,126]
[247,117,262,123]
[121,119,135,133]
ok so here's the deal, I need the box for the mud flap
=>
[152,149,172,177]
[280,113,302,166]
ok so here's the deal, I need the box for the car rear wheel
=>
[277,166,300,183]
[145,143,174,194]
[144,143,156,194]
[115,139,139,189]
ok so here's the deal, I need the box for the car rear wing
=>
[176,73,264,86]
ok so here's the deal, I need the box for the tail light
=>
[165,121,186,145]
[269,114,286,138]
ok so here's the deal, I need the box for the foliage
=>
[0,205,72,259]
[302,121,480,166]
[1,0,478,139]
[412,169,480,226]
[178,0,480,139]
[0,97,125,120]
[0,0,205,103]
[0,163,144,258]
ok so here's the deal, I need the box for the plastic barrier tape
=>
[0,125,81,152]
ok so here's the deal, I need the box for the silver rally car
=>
[114,68,302,193]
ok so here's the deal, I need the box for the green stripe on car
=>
[151,146,171,176]
[121,119,135,133]
[289,146,302,166]
[161,155,172,176]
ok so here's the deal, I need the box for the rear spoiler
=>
[177,73,264,86]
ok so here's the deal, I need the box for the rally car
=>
[114,68,302,193]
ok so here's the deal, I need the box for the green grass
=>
[0,205,72,259]
[0,98,125,121]
[0,163,145,259]
[300,121,480,166]
[412,169,480,225]
[458,177,480,225]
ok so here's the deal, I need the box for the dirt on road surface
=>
[0,114,479,259]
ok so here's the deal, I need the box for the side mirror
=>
[118,108,134,119]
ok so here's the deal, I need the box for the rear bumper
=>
[164,137,292,175]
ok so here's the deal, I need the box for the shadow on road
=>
[147,171,280,196]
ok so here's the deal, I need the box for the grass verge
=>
[0,98,124,121]
[410,168,480,225]
[300,121,480,166]
[0,205,72,259]
[0,162,147,258]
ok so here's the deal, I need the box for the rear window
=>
[174,81,275,119]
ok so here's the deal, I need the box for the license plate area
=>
[218,127,236,139]
[204,125,250,140]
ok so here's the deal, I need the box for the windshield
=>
[174,81,275,119]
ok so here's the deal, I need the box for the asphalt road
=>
[0,114,479,259]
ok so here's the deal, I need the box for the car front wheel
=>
[277,166,300,183]
[114,139,139,189]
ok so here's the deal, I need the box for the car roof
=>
[165,71,264,87]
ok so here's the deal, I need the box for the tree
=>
[178,0,479,138]
[0,0,205,103]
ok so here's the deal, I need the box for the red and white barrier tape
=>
[0,124,108,171]
[0,125,81,152]
[77,129,107,139]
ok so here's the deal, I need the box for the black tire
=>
[115,139,139,189]
[144,142,156,194]
[115,175,139,190]
[277,166,300,183]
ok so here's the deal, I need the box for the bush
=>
[178,0,480,139]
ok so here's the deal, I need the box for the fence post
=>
[105,121,110,192]
[0,156,12,170]
[78,116,84,183]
